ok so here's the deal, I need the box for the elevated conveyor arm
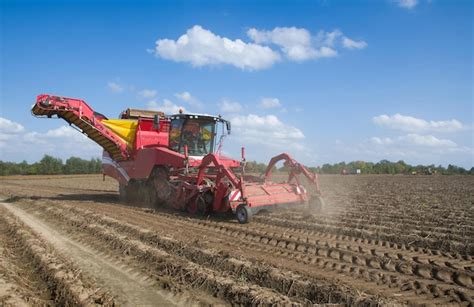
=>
[31,94,130,161]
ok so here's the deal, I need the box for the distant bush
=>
[0,155,102,176]
[309,160,473,175]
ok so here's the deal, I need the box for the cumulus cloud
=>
[393,0,418,9]
[0,118,101,162]
[230,114,306,152]
[107,81,124,93]
[247,27,366,61]
[373,114,465,133]
[218,99,242,113]
[154,25,281,70]
[0,117,25,134]
[138,89,157,98]
[247,27,322,61]
[153,25,366,69]
[342,37,368,50]
[175,91,203,108]
[343,135,472,168]
[371,134,457,148]
[147,99,184,114]
[0,117,26,149]
[259,97,282,109]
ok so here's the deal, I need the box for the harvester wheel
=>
[119,183,128,202]
[186,198,198,214]
[196,193,213,215]
[151,167,173,206]
[308,195,325,213]
[236,204,252,224]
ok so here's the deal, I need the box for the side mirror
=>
[226,121,231,135]
[153,114,160,130]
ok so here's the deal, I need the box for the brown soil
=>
[0,174,473,306]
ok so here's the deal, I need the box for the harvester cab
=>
[31,94,324,224]
[167,113,231,157]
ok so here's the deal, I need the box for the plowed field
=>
[0,174,473,306]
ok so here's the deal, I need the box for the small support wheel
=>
[308,195,325,213]
[236,204,253,224]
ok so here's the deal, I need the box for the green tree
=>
[37,155,63,174]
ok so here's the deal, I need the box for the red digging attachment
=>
[196,152,324,223]
[31,94,324,223]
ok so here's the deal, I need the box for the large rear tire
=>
[119,183,128,202]
[236,204,253,224]
[150,167,174,207]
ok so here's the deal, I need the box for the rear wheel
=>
[236,204,253,224]
[150,167,173,207]
[119,183,128,202]
[308,195,325,213]
[186,197,198,214]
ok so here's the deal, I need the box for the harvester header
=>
[32,94,324,223]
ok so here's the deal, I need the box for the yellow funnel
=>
[102,119,138,148]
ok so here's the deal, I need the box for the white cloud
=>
[394,0,418,9]
[230,114,306,152]
[174,91,203,108]
[153,25,366,69]
[138,89,157,98]
[154,25,281,70]
[147,99,184,114]
[247,27,321,61]
[403,134,457,147]
[0,117,24,134]
[0,117,24,148]
[107,81,124,93]
[259,97,281,109]
[371,137,394,145]
[373,114,465,133]
[218,99,242,113]
[175,91,191,101]
[0,119,101,162]
[342,37,368,50]
[332,132,473,168]
[247,27,365,61]
[371,134,457,148]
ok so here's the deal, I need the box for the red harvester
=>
[32,94,324,223]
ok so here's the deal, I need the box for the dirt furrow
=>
[24,199,474,305]
[14,201,305,306]
[188,219,474,288]
[0,205,114,306]
[255,214,473,254]
[29,201,374,305]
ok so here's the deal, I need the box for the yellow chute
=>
[102,119,138,148]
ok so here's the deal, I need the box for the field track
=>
[0,174,473,306]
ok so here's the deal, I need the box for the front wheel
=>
[236,204,253,224]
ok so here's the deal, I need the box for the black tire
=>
[308,195,325,213]
[236,204,253,224]
[119,183,128,202]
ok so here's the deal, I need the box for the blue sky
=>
[1,0,472,168]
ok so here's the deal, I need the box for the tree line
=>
[313,160,474,175]
[0,155,102,176]
[245,159,473,175]
[0,155,472,176]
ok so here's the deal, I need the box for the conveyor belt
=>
[32,104,126,161]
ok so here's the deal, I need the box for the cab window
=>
[169,118,215,156]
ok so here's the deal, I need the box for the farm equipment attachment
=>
[32,94,324,223]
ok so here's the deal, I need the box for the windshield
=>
[169,118,215,156]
